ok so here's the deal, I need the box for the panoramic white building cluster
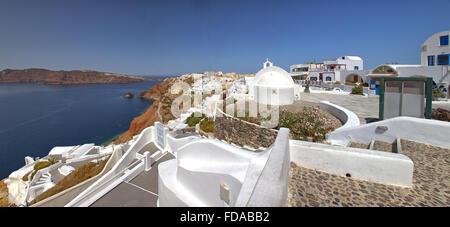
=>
[3,31,450,208]
[290,56,370,83]
[289,31,450,98]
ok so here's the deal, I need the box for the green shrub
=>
[48,157,58,165]
[361,82,369,87]
[432,88,445,99]
[344,81,356,86]
[277,107,334,142]
[185,112,206,127]
[351,86,363,95]
[333,81,341,85]
[30,161,52,181]
[200,118,214,133]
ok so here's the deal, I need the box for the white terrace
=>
[5,97,450,207]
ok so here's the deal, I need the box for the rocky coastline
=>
[113,77,179,144]
[0,68,160,85]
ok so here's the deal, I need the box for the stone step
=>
[370,138,401,153]
[347,138,402,153]
[347,141,369,149]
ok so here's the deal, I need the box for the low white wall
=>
[159,138,265,207]
[327,116,450,149]
[175,139,260,206]
[67,144,95,159]
[65,153,111,166]
[319,101,360,131]
[245,128,291,207]
[290,140,414,187]
[159,128,291,207]
[166,133,201,155]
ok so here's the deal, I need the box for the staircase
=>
[35,172,52,185]
[347,138,402,153]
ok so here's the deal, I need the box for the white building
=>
[249,59,300,105]
[290,56,369,83]
[324,56,364,71]
[368,64,450,88]
[421,30,450,67]
[368,31,450,96]
[289,63,309,80]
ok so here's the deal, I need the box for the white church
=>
[248,59,300,105]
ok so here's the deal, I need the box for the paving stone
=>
[287,139,450,207]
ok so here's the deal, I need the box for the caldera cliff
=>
[0,68,151,84]
[113,77,179,144]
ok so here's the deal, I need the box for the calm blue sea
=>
[0,80,161,179]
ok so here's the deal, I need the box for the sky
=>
[0,0,449,76]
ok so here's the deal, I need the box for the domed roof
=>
[253,66,295,88]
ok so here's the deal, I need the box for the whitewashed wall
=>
[319,101,360,131]
[159,128,291,207]
[65,126,155,207]
[327,116,450,149]
[290,140,414,187]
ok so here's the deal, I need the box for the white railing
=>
[65,126,155,207]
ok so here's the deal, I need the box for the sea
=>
[0,79,163,179]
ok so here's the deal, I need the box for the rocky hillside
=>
[0,68,149,85]
[113,77,179,144]
[0,180,9,207]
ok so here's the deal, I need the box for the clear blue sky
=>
[0,0,449,76]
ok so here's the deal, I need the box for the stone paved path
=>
[300,92,379,124]
[287,139,450,207]
[300,92,450,124]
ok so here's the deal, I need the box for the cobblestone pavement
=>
[287,139,450,207]
[300,92,450,124]
[300,92,379,124]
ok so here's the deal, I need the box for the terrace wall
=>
[214,108,278,149]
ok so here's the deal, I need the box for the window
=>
[427,55,435,66]
[440,35,449,46]
[437,54,449,65]
[326,77,332,81]
[354,66,359,70]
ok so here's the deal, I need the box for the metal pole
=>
[425,78,433,119]
[379,78,385,120]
